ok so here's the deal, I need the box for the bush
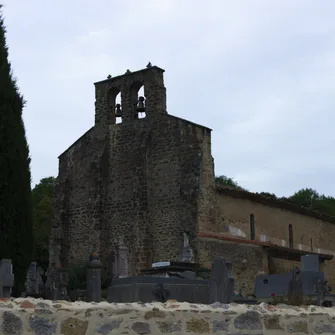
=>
[68,263,87,291]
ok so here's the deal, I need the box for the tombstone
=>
[254,254,332,306]
[314,279,329,306]
[26,262,39,296]
[153,282,170,302]
[45,264,69,300]
[108,265,209,304]
[0,259,14,298]
[208,257,235,304]
[86,248,102,302]
[45,263,57,300]
[56,267,69,300]
[180,232,194,263]
[301,254,320,272]
[37,266,46,295]
[113,236,129,278]
[287,267,303,306]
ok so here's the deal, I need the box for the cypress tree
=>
[0,5,33,296]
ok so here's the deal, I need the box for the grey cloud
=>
[1,0,335,197]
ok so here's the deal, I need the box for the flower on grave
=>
[271,292,276,297]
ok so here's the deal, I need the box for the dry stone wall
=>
[0,298,334,334]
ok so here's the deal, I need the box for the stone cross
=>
[180,232,194,263]
[86,248,102,302]
[209,257,235,304]
[0,259,14,298]
[113,236,129,278]
[36,266,46,295]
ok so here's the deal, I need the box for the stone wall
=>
[50,64,335,295]
[210,189,335,289]
[197,236,268,295]
[0,298,334,334]
[50,66,215,276]
[213,190,335,248]
[49,127,104,267]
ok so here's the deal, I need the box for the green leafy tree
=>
[259,192,277,200]
[215,174,335,217]
[289,188,319,209]
[0,6,33,296]
[215,175,247,190]
[289,188,335,217]
[32,177,56,267]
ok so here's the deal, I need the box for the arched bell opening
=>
[130,81,146,119]
[115,92,122,124]
[107,87,122,124]
[137,86,146,119]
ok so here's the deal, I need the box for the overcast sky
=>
[2,0,335,197]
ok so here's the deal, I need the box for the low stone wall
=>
[0,298,334,334]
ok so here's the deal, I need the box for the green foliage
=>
[32,177,56,266]
[289,188,318,208]
[0,6,34,296]
[289,188,335,217]
[215,175,335,218]
[215,175,247,190]
[68,263,87,291]
[258,192,278,200]
[101,273,111,290]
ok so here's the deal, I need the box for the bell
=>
[136,96,146,113]
[115,103,122,117]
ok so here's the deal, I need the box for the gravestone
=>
[108,261,209,303]
[26,262,39,296]
[180,232,194,263]
[108,275,209,303]
[287,267,303,306]
[0,259,14,298]
[301,254,320,272]
[86,248,102,302]
[113,236,129,278]
[45,264,69,300]
[37,266,46,295]
[208,257,235,304]
[314,278,329,306]
[45,264,57,300]
[56,267,69,300]
[254,254,332,306]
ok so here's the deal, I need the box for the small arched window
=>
[289,224,293,248]
[250,214,255,240]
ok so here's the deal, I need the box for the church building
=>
[50,65,335,294]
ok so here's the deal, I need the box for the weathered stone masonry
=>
[50,64,335,293]
[50,66,215,275]
[1,298,334,335]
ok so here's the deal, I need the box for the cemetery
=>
[1,7,335,332]
[1,234,335,334]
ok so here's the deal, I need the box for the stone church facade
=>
[50,65,335,294]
